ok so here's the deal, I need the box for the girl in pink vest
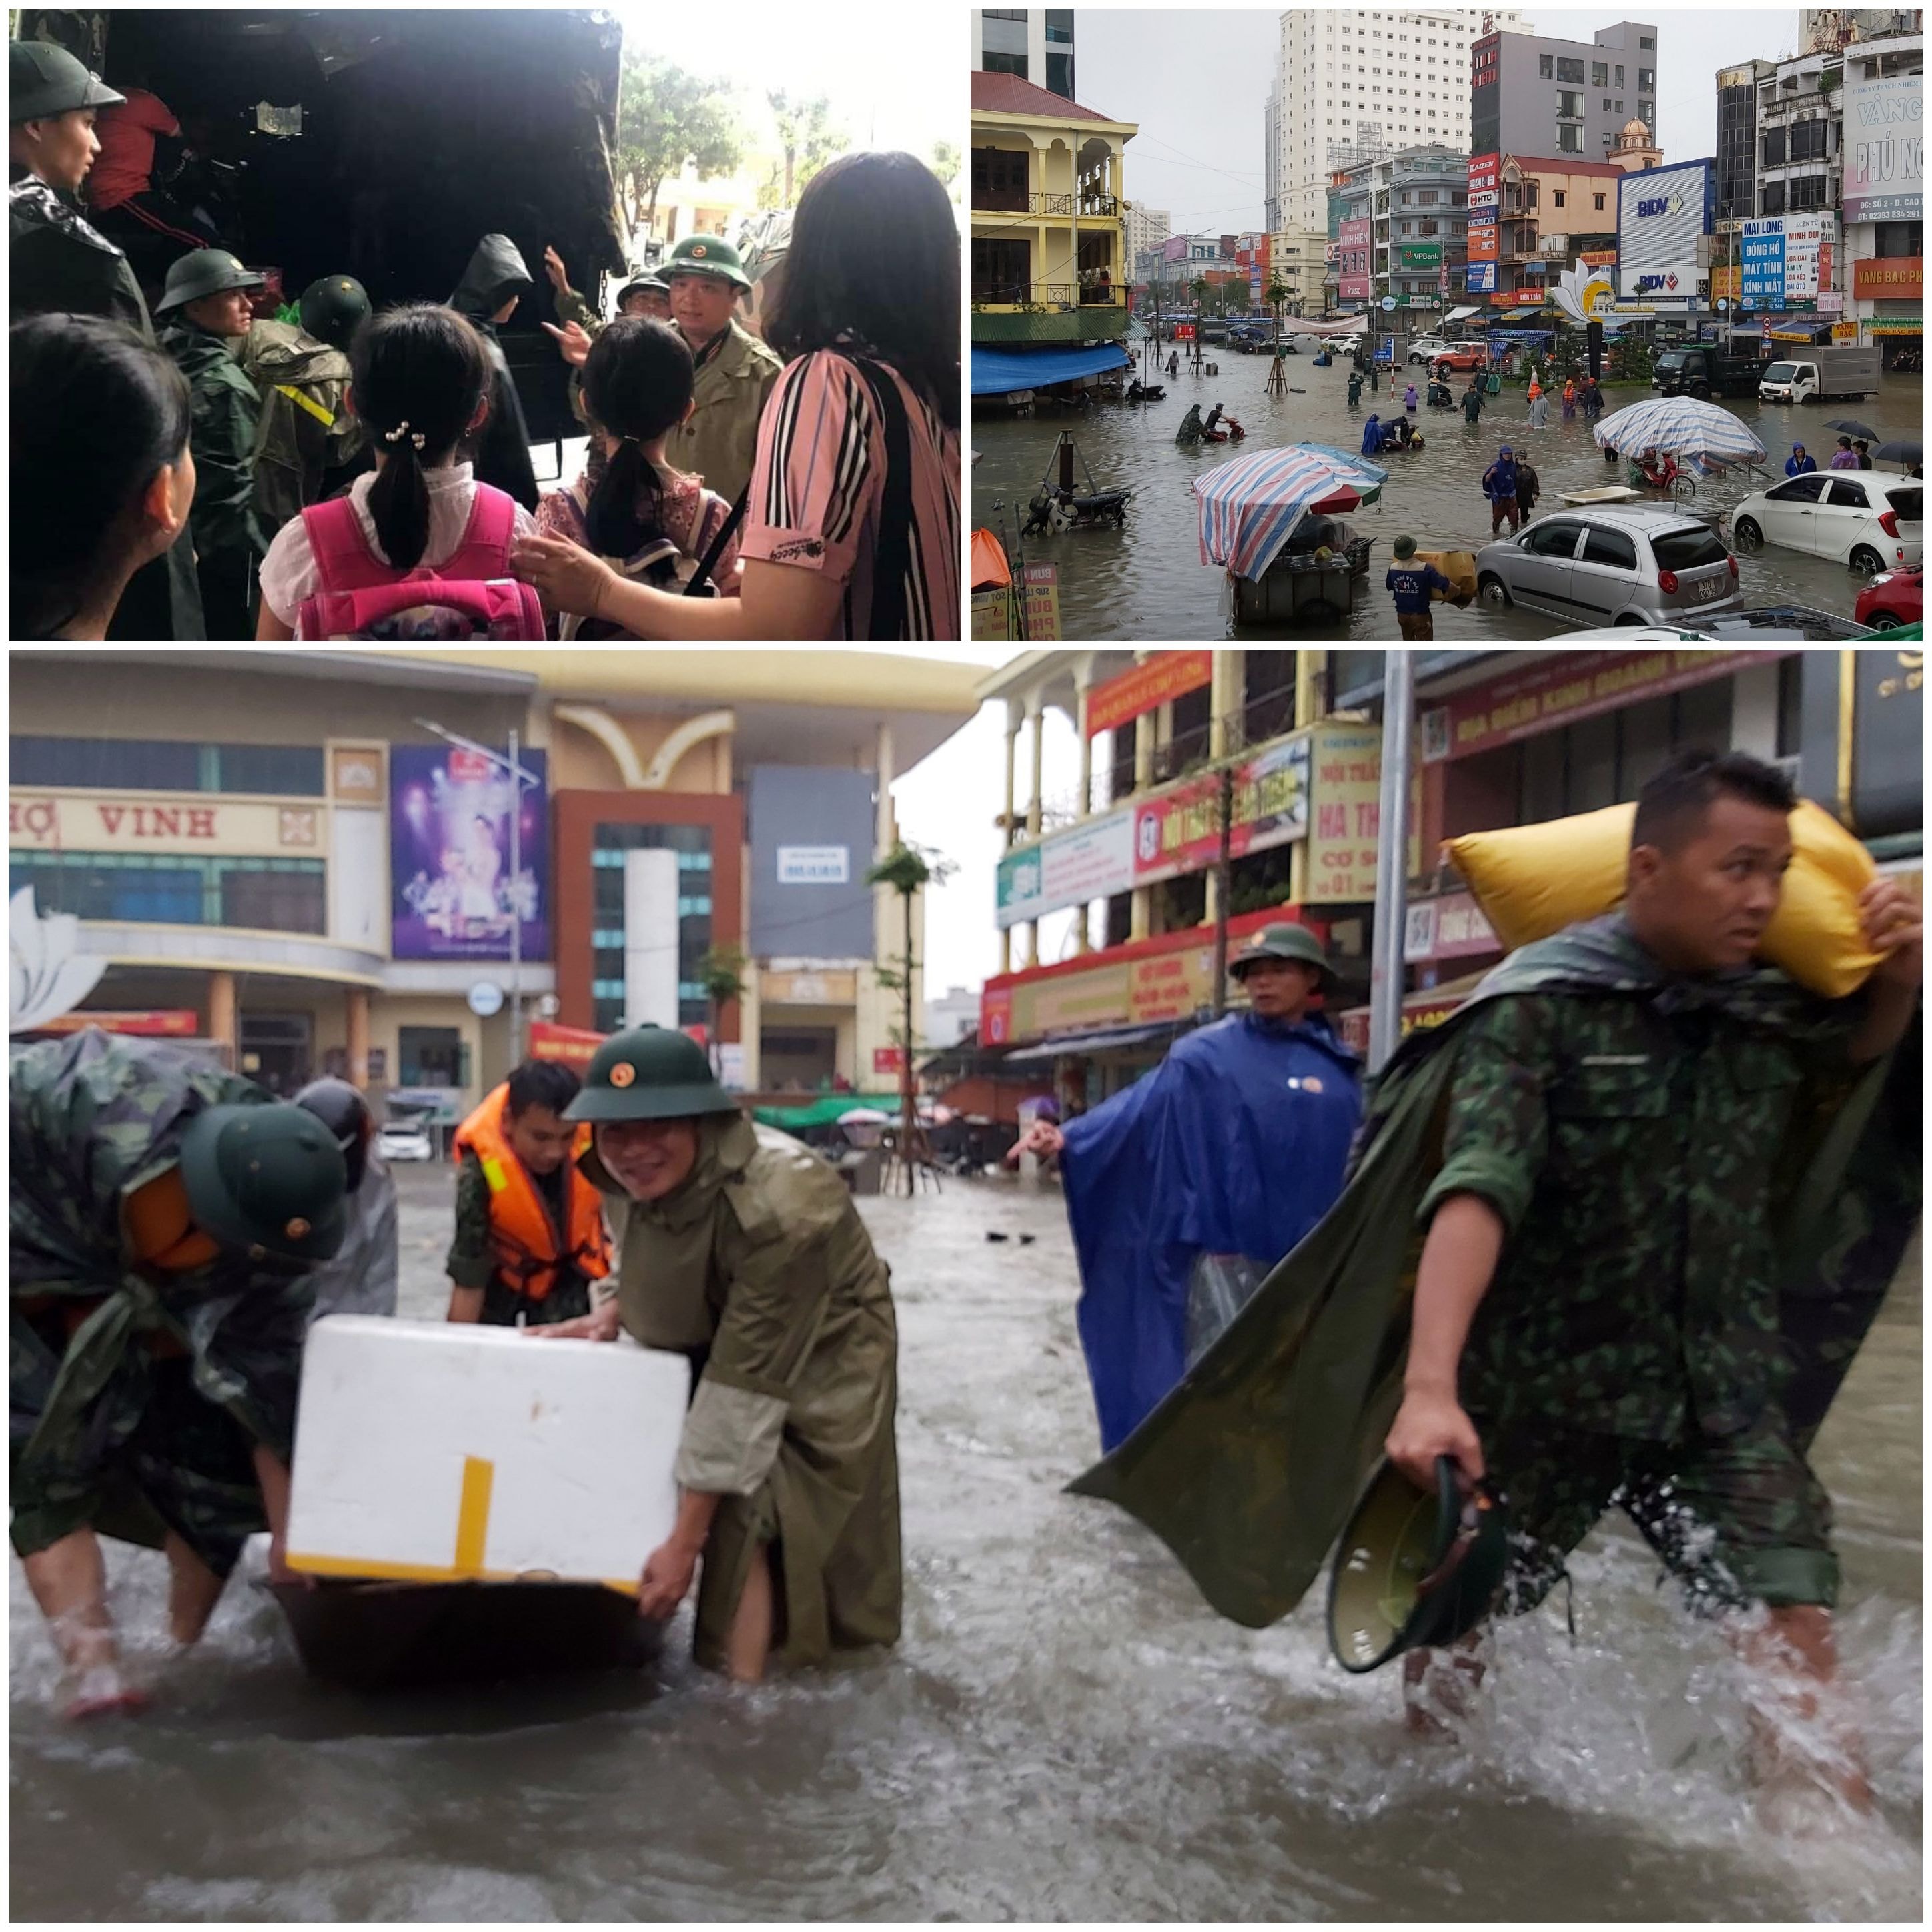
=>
[256,304,540,639]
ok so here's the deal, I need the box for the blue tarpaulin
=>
[1059,1011,1364,1452]
[972,342,1129,395]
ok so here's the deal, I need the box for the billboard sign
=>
[1466,261,1498,292]
[995,809,1135,930]
[1338,217,1374,300]
[1087,651,1212,737]
[1616,159,1712,298]
[1843,70,1923,223]
[1740,213,1835,306]
[390,745,549,962]
[1131,735,1311,888]
[749,767,876,957]
[1468,151,1500,203]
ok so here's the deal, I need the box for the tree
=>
[864,841,957,1196]
[929,140,961,189]
[696,944,748,1079]
[616,52,745,239]
[1264,277,1290,354]
[766,89,846,210]
[1191,275,1210,358]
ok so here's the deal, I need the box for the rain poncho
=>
[240,318,369,531]
[586,1115,901,1670]
[1059,1012,1363,1454]
[301,1155,400,1324]
[448,233,541,512]
[157,317,273,565]
[1175,404,1205,444]
[1360,414,1384,456]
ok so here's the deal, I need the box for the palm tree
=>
[696,944,747,1079]
[863,842,955,1195]
[1264,277,1290,356]
[1190,276,1210,360]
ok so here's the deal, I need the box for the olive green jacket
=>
[662,318,783,506]
[158,318,272,562]
[586,1116,901,1668]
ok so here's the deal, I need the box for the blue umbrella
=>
[1194,443,1389,582]
[1591,397,1767,476]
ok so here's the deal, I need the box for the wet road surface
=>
[11,1166,1921,1919]
[970,354,1921,642]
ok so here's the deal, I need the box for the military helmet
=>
[177,1101,350,1264]
[1326,1457,1509,1673]
[11,41,123,122]
[298,274,370,352]
[662,233,751,292]
[615,273,670,309]
[564,1025,740,1123]
[1228,921,1335,985]
[293,1076,374,1194]
[155,248,266,315]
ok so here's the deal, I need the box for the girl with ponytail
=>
[531,316,741,640]
[256,304,541,639]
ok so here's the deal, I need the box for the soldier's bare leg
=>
[1402,1632,1488,1737]
[724,1546,775,1684]
[20,1528,147,1717]
[161,1532,227,1645]
[1733,1604,1873,1814]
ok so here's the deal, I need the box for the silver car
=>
[1475,506,1742,628]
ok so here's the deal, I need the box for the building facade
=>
[1839,24,1923,352]
[1717,59,1779,223]
[1479,154,1623,306]
[973,9,1078,101]
[1472,19,1659,164]
[1124,201,1171,277]
[1334,143,1470,314]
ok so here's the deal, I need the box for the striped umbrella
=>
[1194,443,1390,582]
[1590,397,1767,476]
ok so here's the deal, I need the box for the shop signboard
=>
[1852,646,1923,839]
[1466,261,1498,292]
[1339,217,1374,300]
[1467,151,1500,205]
[1021,562,1061,640]
[1086,651,1212,737]
[1843,69,1923,223]
[1853,256,1923,300]
[1616,159,1712,299]
[9,791,324,857]
[390,744,549,963]
[995,809,1135,930]
[36,1009,201,1037]
[1401,891,1500,965]
[1741,214,1834,306]
[1398,243,1444,268]
[1131,734,1312,887]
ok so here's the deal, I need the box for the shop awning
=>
[971,342,1130,395]
[1499,307,1546,322]
[750,1093,903,1130]
[1001,1020,1187,1063]
[1443,305,1482,322]
[1870,316,1923,336]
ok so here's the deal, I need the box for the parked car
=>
[1430,343,1488,374]
[1855,564,1923,630]
[1553,610,1873,642]
[1475,506,1742,628]
[1406,336,1450,364]
[376,1119,436,1163]
[1334,334,1361,357]
[1729,475,1922,574]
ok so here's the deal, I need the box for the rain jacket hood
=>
[449,233,534,324]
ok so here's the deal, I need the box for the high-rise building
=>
[1470,20,1661,165]
[1839,22,1922,352]
[1717,59,1779,222]
[1125,201,1171,272]
[1274,10,1518,235]
[1333,143,1472,315]
[972,9,1078,99]
[1264,89,1281,231]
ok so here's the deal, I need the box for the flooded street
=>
[971,356,1921,641]
[11,1166,1921,1921]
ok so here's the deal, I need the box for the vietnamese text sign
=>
[1131,735,1312,888]
[1339,217,1374,300]
[1843,70,1923,224]
[776,845,849,885]
[1741,214,1833,306]
[995,809,1135,930]
[1853,256,1922,300]
[1304,724,1400,904]
[1021,562,1062,641]
[1468,152,1500,201]
[10,791,322,857]
[1086,651,1212,737]
[1616,160,1711,298]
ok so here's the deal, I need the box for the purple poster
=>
[390,744,550,961]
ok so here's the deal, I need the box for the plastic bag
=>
[1185,1253,1268,1368]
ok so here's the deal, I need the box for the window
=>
[1636,101,1653,125]
[221,861,328,933]
[1616,65,1624,85]
[1526,522,1582,558]
[1761,180,1787,215]
[1826,478,1872,510]
[1538,53,1554,77]
[1615,99,1624,113]
[7,851,326,931]
[1650,526,1731,571]
[1554,189,1567,209]
[1640,35,1654,49]
[1045,49,1073,96]
[399,1026,468,1090]
[1556,57,1585,83]
[1604,97,1614,112]
[970,146,1029,214]
[590,822,714,1035]
[980,49,1027,79]
[8,738,325,795]
[1043,9,1074,43]
[1789,174,1828,210]
[1558,90,1584,118]
[1592,61,1608,87]
[1581,526,1639,570]
[1594,192,1606,211]
[1557,125,1581,153]
[1791,119,1827,161]
[1638,68,1655,90]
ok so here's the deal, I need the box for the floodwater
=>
[970,354,1922,642]
[11,1167,1922,1920]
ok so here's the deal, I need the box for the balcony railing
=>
[1077,193,1119,217]
[1032,191,1074,216]
[972,282,1078,310]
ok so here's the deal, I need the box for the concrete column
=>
[346,987,371,1089]
[1002,702,1021,851]
[1025,687,1045,840]
[875,720,897,851]
[208,971,238,1070]
[623,850,680,1030]
[1073,656,1096,957]
[1129,713,1155,943]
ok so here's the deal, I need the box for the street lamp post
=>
[414,718,540,1069]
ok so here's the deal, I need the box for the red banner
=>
[1853,257,1921,299]
[1086,652,1214,738]
[36,1009,199,1037]
[528,1019,606,1065]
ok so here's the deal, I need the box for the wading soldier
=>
[11,1029,348,1717]
[540,1027,902,1683]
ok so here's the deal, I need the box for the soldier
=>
[155,248,273,638]
[11,1029,348,1717]
[659,233,783,506]
[10,39,203,638]
[539,1027,902,1684]
[239,272,372,534]
[1382,750,1921,1801]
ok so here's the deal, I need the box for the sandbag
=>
[1413,548,1477,604]
[1446,797,1881,999]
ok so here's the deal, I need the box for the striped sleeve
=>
[739,351,877,584]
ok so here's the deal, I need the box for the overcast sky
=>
[1075,5,1814,234]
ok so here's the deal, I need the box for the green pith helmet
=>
[615,274,670,308]
[662,233,751,292]
[1392,534,1418,560]
[155,248,266,314]
[1326,1457,1510,1673]
[564,1025,740,1123]
[176,1103,350,1264]
[1228,921,1335,986]
[298,273,370,351]
[11,41,123,122]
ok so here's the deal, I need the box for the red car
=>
[1855,565,1922,630]
[1431,344,1488,374]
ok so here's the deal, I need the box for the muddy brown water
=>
[10,1167,1921,1919]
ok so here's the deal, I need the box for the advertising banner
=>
[1304,724,1406,905]
[1466,263,1498,291]
[1398,243,1444,268]
[1843,70,1923,224]
[1741,214,1834,305]
[390,745,548,962]
[1467,213,1499,266]
[996,809,1135,930]
[1132,735,1312,887]
[1338,217,1374,300]
[1468,151,1500,203]
[1853,256,1923,300]
[1616,160,1712,298]
[1086,651,1212,736]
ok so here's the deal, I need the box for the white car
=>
[1729,474,1923,574]
[1334,334,1361,356]
[1406,337,1449,363]
[376,1119,436,1163]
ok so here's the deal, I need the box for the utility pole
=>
[1366,652,1415,1073]
[1210,761,1236,1017]
[899,885,915,1197]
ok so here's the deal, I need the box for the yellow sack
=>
[1446,798,1881,1000]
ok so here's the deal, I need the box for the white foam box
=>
[285,1317,690,1594]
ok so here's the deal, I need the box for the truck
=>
[1757,348,1885,405]
[15,9,628,449]
[1652,345,1765,400]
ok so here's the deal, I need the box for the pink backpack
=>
[294,484,546,640]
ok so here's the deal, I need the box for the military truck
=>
[1652,344,1765,400]
[15,8,627,447]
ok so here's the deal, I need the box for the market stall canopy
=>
[1442,306,1482,323]
[1592,396,1767,476]
[971,343,1129,396]
[1193,442,1390,584]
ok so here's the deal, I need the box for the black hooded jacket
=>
[447,233,540,512]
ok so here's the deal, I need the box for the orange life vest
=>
[452,1085,612,1302]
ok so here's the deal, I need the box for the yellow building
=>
[1268,227,1331,315]
[969,68,1135,346]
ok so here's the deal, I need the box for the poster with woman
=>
[390,745,549,960]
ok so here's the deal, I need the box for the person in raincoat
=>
[1462,376,1484,424]
[1483,444,1520,533]
[1361,411,1387,456]
[155,248,274,638]
[540,1027,901,1682]
[1581,376,1606,420]
[11,1030,348,1716]
[239,272,372,534]
[1562,377,1577,419]
[1403,381,1419,414]
[1007,925,1363,1452]
[1175,402,1206,444]
[448,231,541,511]
[291,1078,399,1324]
[1526,378,1550,428]
[1785,442,1818,477]
[1346,367,1365,407]
[659,233,784,508]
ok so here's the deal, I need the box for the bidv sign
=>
[1618,162,1709,302]
[1635,191,1685,220]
